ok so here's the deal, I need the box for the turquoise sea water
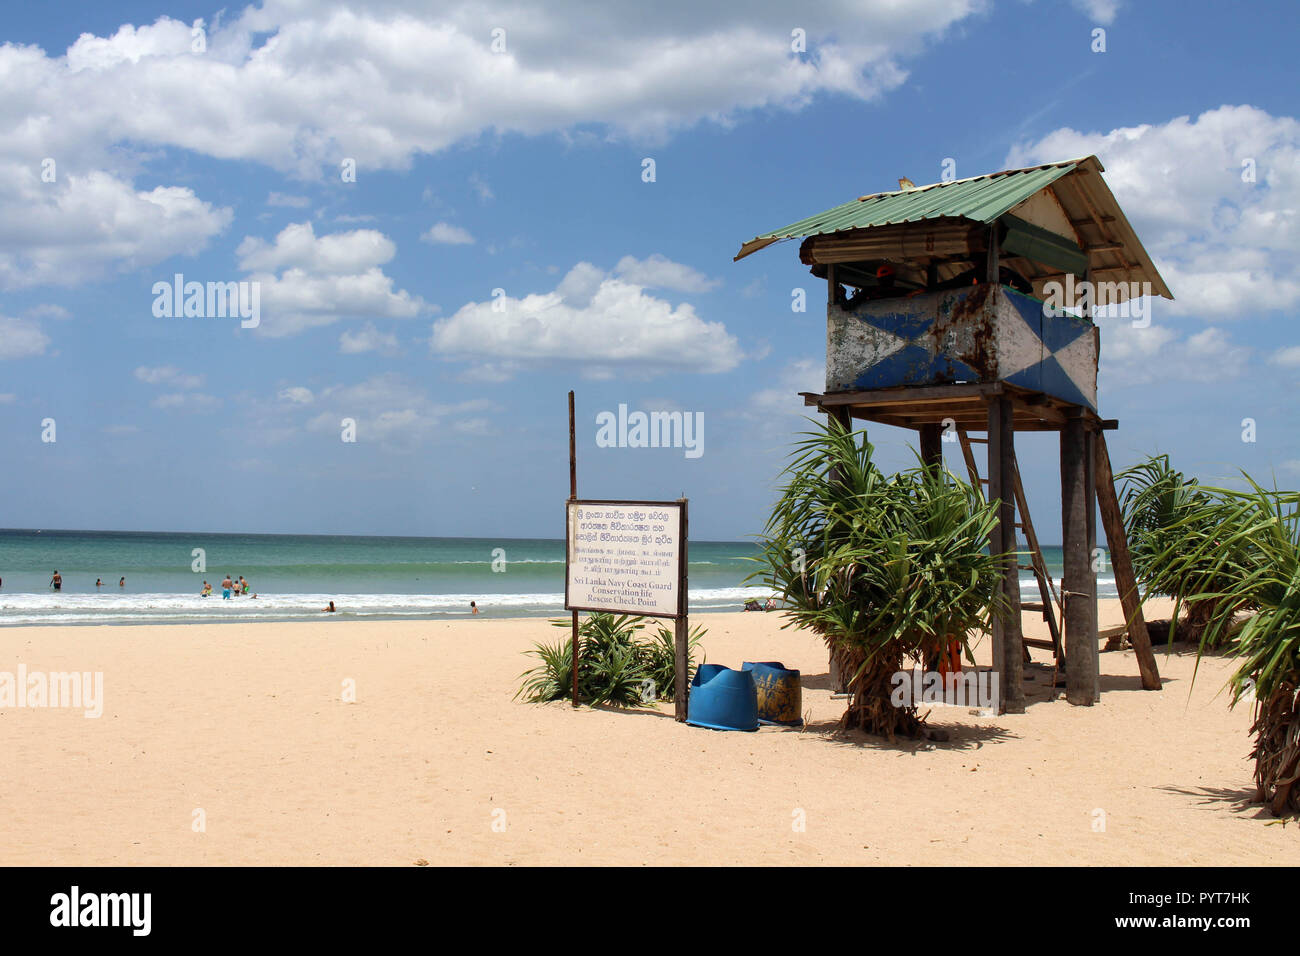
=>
[0,529,768,625]
[0,529,1109,626]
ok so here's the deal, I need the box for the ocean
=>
[0,529,1115,626]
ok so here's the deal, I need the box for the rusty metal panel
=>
[825,286,1097,409]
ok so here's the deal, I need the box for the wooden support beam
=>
[827,405,852,433]
[1010,457,1064,661]
[1033,265,1143,282]
[987,396,1025,714]
[673,499,690,721]
[1061,411,1098,705]
[1086,425,1099,700]
[827,263,843,307]
[1094,432,1161,690]
[918,423,943,471]
[957,428,983,498]
[814,383,1005,408]
[986,222,1000,284]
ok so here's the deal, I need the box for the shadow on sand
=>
[788,714,1017,753]
[1154,783,1293,822]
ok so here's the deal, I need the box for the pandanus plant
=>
[1140,476,1300,815]
[749,421,1006,739]
[1119,455,1255,643]
[516,613,705,707]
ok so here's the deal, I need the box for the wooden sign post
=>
[565,497,689,719]
[568,391,579,707]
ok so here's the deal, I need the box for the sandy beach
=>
[0,598,1288,866]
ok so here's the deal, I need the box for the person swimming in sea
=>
[323,601,336,613]
[119,577,125,588]
[240,576,250,594]
[96,578,103,587]
[201,581,212,597]
[470,600,478,615]
[50,570,62,591]
[221,575,234,599]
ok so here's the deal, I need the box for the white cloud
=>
[301,373,497,445]
[340,322,400,354]
[431,262,742,378]
[0,4,983,291]
[1007,105,1300,320]
[267,192,311,208]
[1271,346,1300,367]
[749,358,824,419]
[277,386,315,404]
[0,315,51,359]
[250,269,428,337]
[0,168,231,290]
[0,4,981,179]
[422,222,475,245]
[133,365,204,389]
[452,417,492,435]
[236,221,428,337]
[24,304,72,321]
[468,172,494,203]
[614,254,722,293]
[1097,316,1251,386]
[1070,0,1120,24]
[237,221,396,275]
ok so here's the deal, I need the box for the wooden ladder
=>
[956,428,1065,663]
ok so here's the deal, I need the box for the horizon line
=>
[0,526,764,546]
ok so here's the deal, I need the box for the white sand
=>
[0,599,1288,865]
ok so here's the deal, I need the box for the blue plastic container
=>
[686,664,759,732]
[743,661,804,726]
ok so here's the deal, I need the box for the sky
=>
[0,0,1296,543]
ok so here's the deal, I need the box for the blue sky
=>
[0,0,1296,541]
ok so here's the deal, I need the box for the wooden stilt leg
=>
[988,397,1025,714]
[919,423,943,473]
[1094,432,1161,690]
[1062,412,1098,705]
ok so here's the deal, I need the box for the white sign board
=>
[565,500,683,618]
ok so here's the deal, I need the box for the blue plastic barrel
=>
[686,664,759,732]
[742,661,803,726]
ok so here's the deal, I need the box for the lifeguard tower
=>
[735,156,1169,712]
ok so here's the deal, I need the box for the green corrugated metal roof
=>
[735,160,1079,261]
